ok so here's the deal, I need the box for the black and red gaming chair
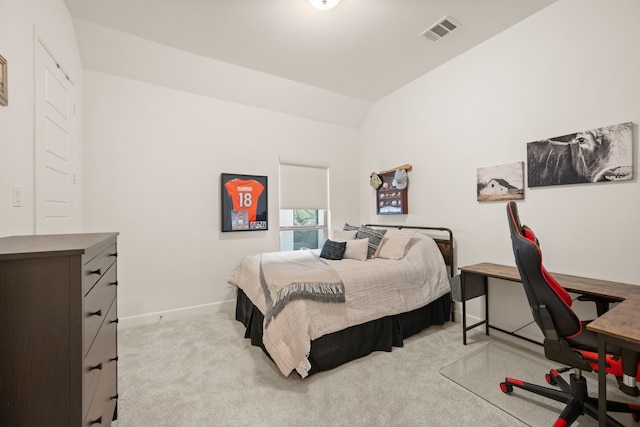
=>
[501,201,640,427]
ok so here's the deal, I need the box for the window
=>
[279,161,329,251]
[279,209,327,251]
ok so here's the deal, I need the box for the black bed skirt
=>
[235,289,452,376]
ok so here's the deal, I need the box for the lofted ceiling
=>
[63,0,557,103]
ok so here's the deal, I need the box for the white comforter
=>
[227,233,451,377]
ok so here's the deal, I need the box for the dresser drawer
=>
[84,264,117,356]
[84,300,118,420]
[85,360,118,427]
[83,243,117,295]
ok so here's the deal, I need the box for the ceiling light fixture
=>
[308,0,340,11]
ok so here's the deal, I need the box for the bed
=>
[228,224,454,377]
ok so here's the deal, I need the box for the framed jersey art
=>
[220,173,268,232]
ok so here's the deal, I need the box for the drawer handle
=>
[88,416,102,425]
[110,393,119,400]
[109,318,119,324]
[89,362,103,371]
[110,356,119,362]
[110,281,118,287]
[110,252,118,258]
[88,309,102,317]
[90,268,102,275]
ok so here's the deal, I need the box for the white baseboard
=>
[118,300,236,329]
[450,306,472,324]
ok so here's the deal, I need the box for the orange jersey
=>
[224,179,265,222]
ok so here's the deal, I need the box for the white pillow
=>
[342,238,369,261]
[331,229,357,241]
[376,229,417,260]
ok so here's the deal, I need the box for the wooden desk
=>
[458,262,640,345]
[587,301,640,427]
[459,262,640,425]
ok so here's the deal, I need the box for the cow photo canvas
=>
[527,122,633,187]
[477,161,524,202]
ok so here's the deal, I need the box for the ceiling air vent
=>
[419,16,460,42]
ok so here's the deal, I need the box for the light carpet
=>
[111,311,521,427]
[111,309,639,427]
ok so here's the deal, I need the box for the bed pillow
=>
[319,239,347,260]
[376,229,417,260]
[342,238,369,261]
[343,223,359,232]
[356,225,387,259]
[331,229,357,241]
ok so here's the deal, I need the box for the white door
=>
[35,39,77,234]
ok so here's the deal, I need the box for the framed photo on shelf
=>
[220,173,268,232]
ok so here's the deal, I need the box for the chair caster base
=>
[500,381,513,393]
[619,383,640,397]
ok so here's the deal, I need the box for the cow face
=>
[569,124,633,182]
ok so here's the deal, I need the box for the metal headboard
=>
[364,224,455,278]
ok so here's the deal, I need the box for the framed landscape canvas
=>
[477,162,524,202]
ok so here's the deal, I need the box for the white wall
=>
[80,32,361,325]
[360,0,640,336]
[73,20,370,130]
[0,0,82,237]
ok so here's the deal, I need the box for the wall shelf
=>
[376,171,408,215]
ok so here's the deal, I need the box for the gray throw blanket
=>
[259,251,345,328]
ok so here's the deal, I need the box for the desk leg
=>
[484,278,489,337]
[597,333,607,427]
[460,272,489,345]
[462,273,468,345]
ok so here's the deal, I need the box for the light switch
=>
[13,185,22,207]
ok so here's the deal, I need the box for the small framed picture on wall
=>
[220,173,268,232]
[0,54,7,107]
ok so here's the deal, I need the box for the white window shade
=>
[279,162,328,209]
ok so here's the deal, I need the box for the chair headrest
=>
[506,201,573,309]
[507,201,523,240]
[507,202,538,246]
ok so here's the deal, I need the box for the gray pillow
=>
[356,226,387,258]
[343,223,359,232]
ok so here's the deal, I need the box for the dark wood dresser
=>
[0,233,119,427]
